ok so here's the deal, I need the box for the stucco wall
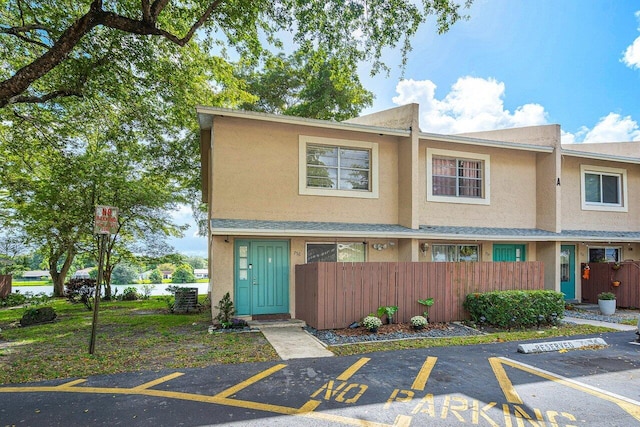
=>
[536,241,559,291]
[211,116,401,224]
[419,140,538,228]
[458,124,559,148]
[561,156,640,230]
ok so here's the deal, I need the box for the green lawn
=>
[0,297,615,385]
[0,297,277,384]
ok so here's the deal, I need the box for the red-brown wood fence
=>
[295,262,545,330]
[0,275,11,298]
[581,262,640,307]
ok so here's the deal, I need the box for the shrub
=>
[411,315,428,327]
[65,278,97,310]
[362,315,382,330]
[20,306,56,326]
[120,287,139,301]
[463,290,565,329]
[0,292,27,308]
[215,292,235,326]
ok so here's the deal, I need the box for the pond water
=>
[11,282,209,297]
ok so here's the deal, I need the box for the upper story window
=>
[307,145,370,190]
[427,148,490,205]
[580,165,627,212]
[300,136,379,198]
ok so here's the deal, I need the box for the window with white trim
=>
[300,136,379,198]
[306,242,366,263]
[588,247,621,263]
[581,165,627,212]
[307,145,370,190]
[427,148,490,205]
[432,244,479,262]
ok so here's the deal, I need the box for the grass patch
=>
[0,297,278,385]
[11,280,52,286]
[328,324,614,356]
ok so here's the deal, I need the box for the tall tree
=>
[0,0,472,294]
[236,50,374,121]
[0,0,471,107]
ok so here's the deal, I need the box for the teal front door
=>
[560,245,576,300]
[235,240,289,316]
[493,244,526,261]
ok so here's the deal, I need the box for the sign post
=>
[89,205,118,355]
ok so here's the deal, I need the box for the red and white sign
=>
[94,205,119,235]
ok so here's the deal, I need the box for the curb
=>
[517,337,607,354]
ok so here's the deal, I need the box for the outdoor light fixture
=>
[420,243,429,253]
[372,243,387,251]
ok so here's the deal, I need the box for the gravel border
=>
[305,307,640,346]
[304,323,485,346]
[563,308,638,324]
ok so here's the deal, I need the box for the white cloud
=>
[392,76,547,134]
[622,11,640,69]
[563,113,640,143]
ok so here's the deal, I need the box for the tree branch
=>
[9,89,83,105]
[0,0,104,108]
[0,0,222,108]
[0,26,51,49]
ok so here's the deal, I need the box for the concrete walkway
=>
[247,319,334,360]
[563,316,638,331]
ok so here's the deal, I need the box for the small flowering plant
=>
[362,315,382,330]
[411,315,428,328]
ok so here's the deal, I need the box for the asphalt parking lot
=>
[1,331,640,426]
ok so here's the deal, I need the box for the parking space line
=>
[214,363,287,398]
[132,372,184,390]
[497,357,640,421]
[56,379,86,388]
[337,357,371,381]
[488,357,523,404]
[411,357,437,391]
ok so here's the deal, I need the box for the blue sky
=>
[172,0,640,257]
[362,0,640,143]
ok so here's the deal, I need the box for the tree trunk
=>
[48,247,76,297]
[103,264,113,300]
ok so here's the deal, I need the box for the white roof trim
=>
[561,148,640,164]
[196,106,410,137]
[420,132,555,153]
[211,226,640,242]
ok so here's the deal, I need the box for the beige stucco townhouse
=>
[197,104,640,319]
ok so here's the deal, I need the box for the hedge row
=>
[463,290,565,328]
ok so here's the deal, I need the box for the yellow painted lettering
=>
[440,396,468,422]
[335,383,368,404]
[547,410,577,427]
[503,404,514,427]
[472,400,499,426]
[310,380,347,400]
[384,389,414,409]
[411,393,435,416]
[513,405,542,427]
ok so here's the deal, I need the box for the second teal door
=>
[493,244,526,262]
[235,240,289,316]
[560,245,576,300]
